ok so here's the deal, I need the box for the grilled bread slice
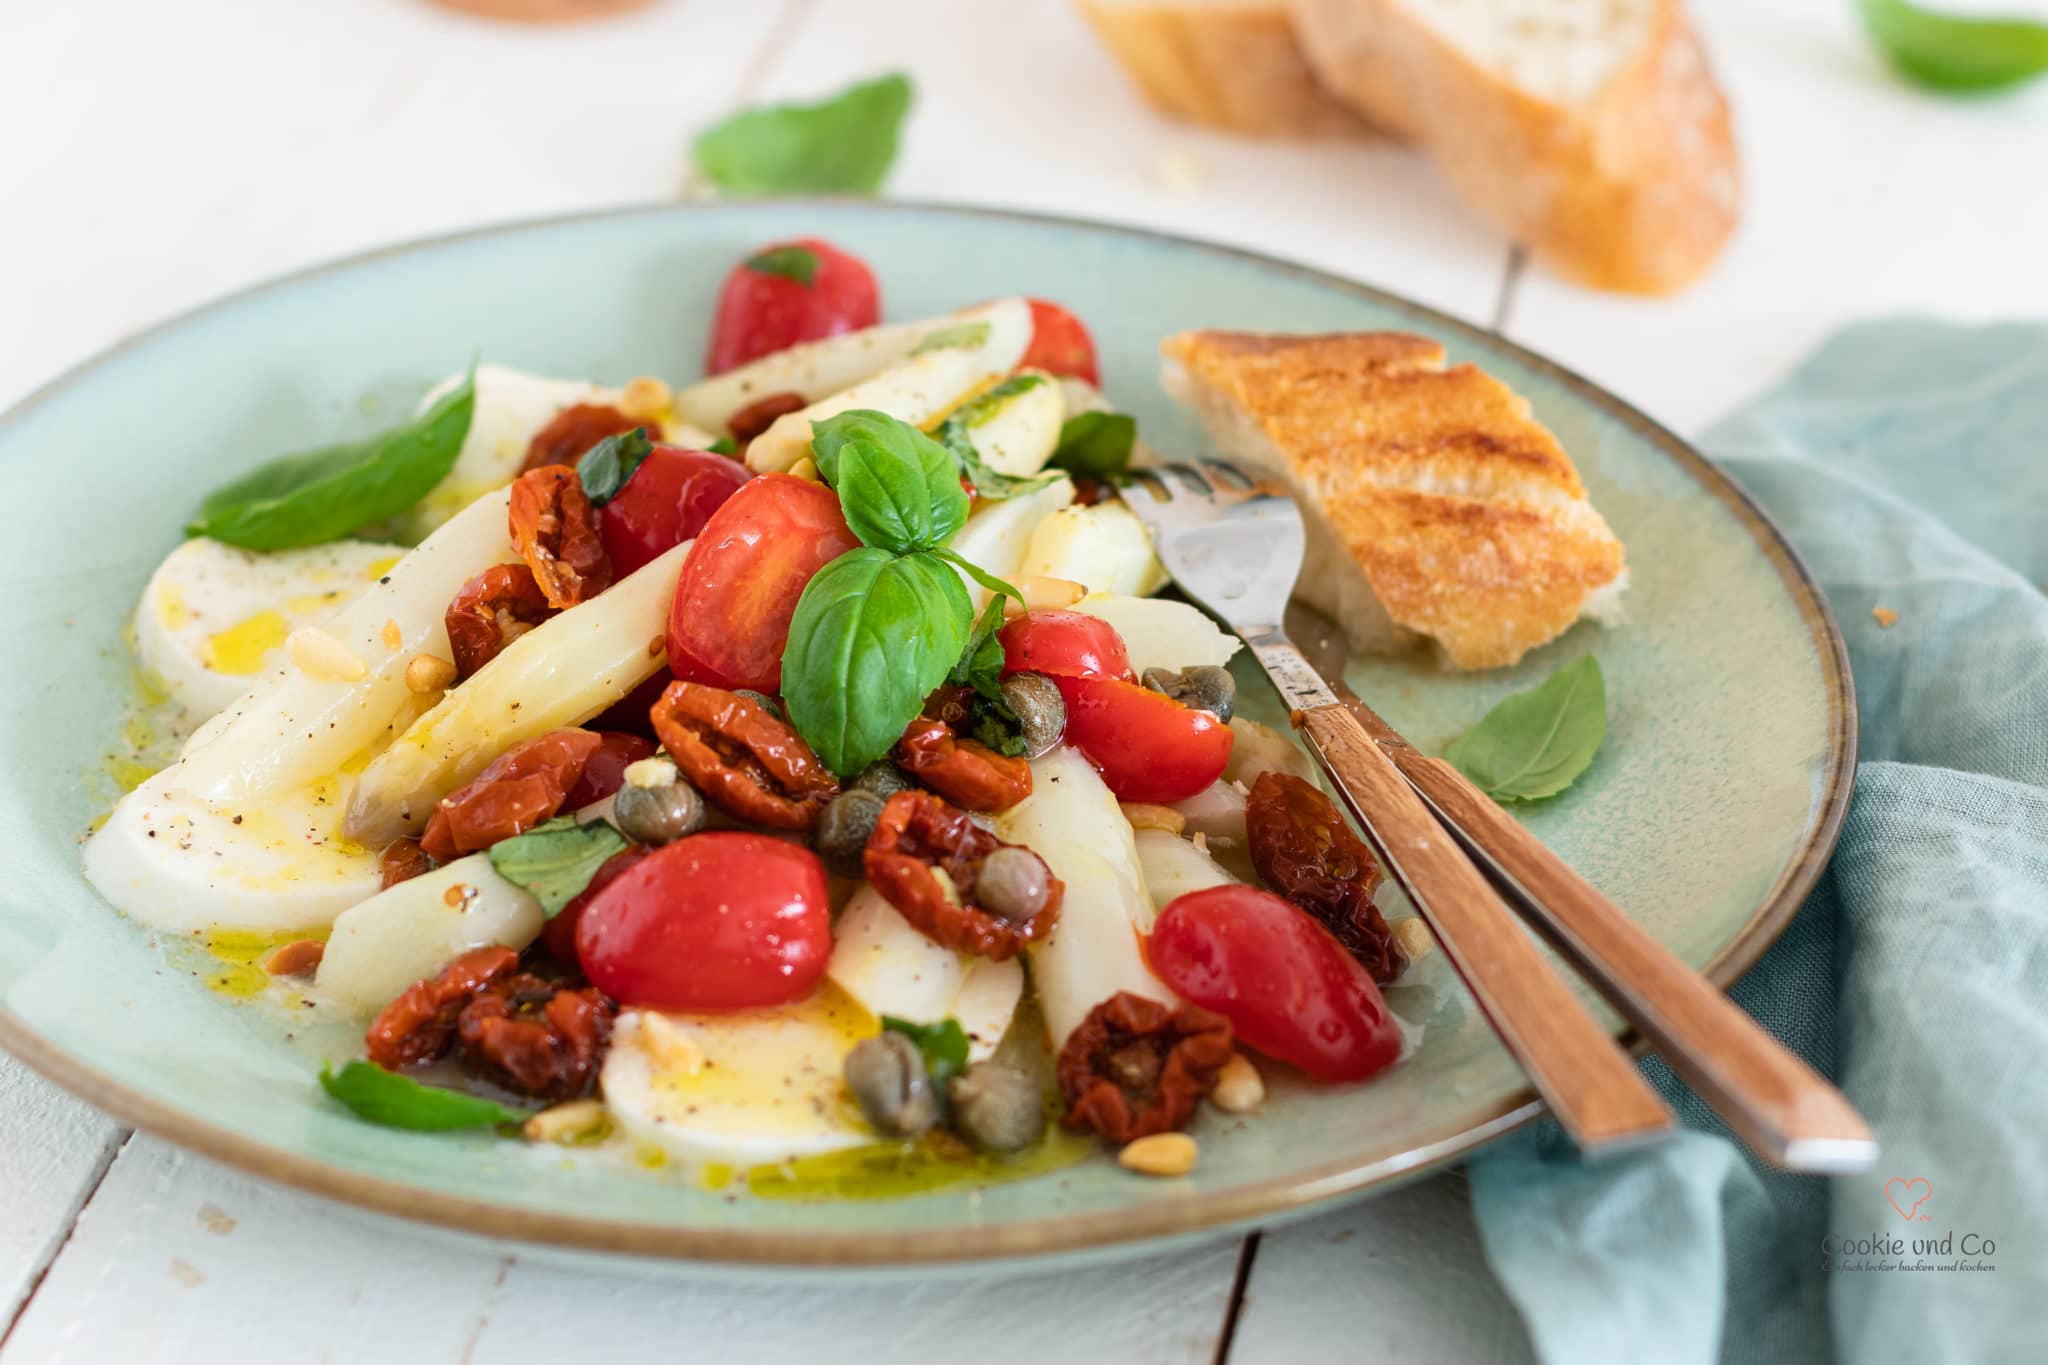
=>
[1160,330,1626,670]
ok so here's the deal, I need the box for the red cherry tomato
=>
[997,609,1134,682]
[575,833,832,1011]
[1053,674,1231,802]
[563,731,656,809]
[1019,299,1100,385]
[1147,885,1401,1083]
[541,845,649,967]
[597,445,750,577]
[666,474,860,692]
[706,238,881,375]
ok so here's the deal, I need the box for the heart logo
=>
[1885,1178,1932,1221]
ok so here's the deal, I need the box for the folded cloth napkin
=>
[1466,319,2048,1365]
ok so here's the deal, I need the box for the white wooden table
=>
[3,2,2043,1360]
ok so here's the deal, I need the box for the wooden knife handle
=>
[1296,703,1674,1154]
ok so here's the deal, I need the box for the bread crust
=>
[1160,329,1627,670]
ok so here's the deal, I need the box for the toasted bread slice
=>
[1160,330,1626,670]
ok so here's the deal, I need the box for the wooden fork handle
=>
[1295,703,1674,1154]
[1386,743,1878,1172]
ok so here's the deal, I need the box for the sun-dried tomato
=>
[1245,772,1406,985]
[457,971,614,1102]
[519,402,644,476]
[1057,991,1233,1143]
[649,681,838,831]
[379,836,436,889]
[863,791,1062,961]
[365,945,518,1071]
[509,464,612,609]
[728,390,806,448]
[444,562,557,680]
[419,729,605,862]
[894,717,1033,812]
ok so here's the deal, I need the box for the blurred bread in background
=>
[1082,0,1739,295]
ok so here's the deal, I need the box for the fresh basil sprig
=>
[488,815,631,917]
[575,427,655,508]
[880,1016,969,1091]
[828,424,969,553]
[319,1061,525,1132]
[188,370,476,550]
[934,375,1065,501]
[693,72,913,195]
[910,321,992,357]
[1048,410,1137,477]
[1856,0,2048,91]
[1445,655,1607,802]
[953,596,1028,757]
[746,244,821,286]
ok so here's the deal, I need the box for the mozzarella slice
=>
[1018,502,1168,598]
[601,990,878,1170]
[343,539,689,847]
[314,854,544,1013]
[1133,828,1238,910]
[744,298,1035,474]
[1071,595,1240,675]
[945,476,1075,607]
[135,538,404,719]
[953,957,1024,1063]
[959,370,1064,478]
[996,745,1174,1047]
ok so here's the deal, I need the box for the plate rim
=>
[0,198,1858,1268]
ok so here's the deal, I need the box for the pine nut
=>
[287,627,368,682]
[624,756,679,789]
[620,376,673,422]
[1119,1132,1198,1177]
[1209,1052,1265,1114]
[1393,916,1436,963]
[261,938,325,977]
[787,456,822,483]
[523,1098,607,1144]
[1020,575,1087,610]
[1120,802,1186,834]
[404,653,457,694]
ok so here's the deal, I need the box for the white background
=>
[2,1,2044,1360]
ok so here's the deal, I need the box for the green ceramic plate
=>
[0,202,1853,1272]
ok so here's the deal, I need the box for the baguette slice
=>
[1077,0,1382,139]
[1287,0,1737,294]
[1161,330,1626,670]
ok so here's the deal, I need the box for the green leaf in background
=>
[487,815,631,917]
[881,1015,970,1091]
[1049,410,1137,477]
[318,1061,525,1132]
[574,426,655,507]
[830,426,970,553]
[934,375,1065,500]
[1445,654,1608,802]
[745,244,821,286]
[1856,0,2048,91]
[909,320,991,357]
[693,72,913,195]
[188,370,475,549]
[708,436,738,456]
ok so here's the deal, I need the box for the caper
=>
[948,1061,1045,1153]
[851,762,916,800]
[734,688,783,720]
[1142,665,1236,722]
[844,1032,938,1138]
[999,672,1066,757]
[975,846,1053,923]
[815,789,886,877]
[612,778,705,846]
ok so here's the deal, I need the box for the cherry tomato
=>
[666,474,860,692]
[574,833,832,1011]
[597,445,751,577]
[706,238,880,375]
[997,609,1134,682]
[1053,674,1231,802]
[1019,299,1100,385]
[1147,885,1401,1083]
[541,845,649,967]
[563,731,656,809]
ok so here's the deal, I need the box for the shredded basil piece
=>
[933,376,1064,501]
[880,1016,970,1090]
[909,321,992,357]
[693,72,913,195]
[1444,655,1607,802]
[318,1061,525,1132]
[487,815,631,917]
[575,427,655,508]
[745,244,821,286]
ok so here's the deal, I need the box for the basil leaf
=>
[934,376,1064,501]
[318,1061,525,1132]
[781,548,972,777]
[932,547,1020,605]
[1445,655,1607,802]
[952,596,1010,700]
[693,72,913,195]
[813,409,969,553]
[746,244,821,286]
[909,321,991,357]
[708,436,738,456]
[1856,0,2048,91]
[575,427,655,508]
[188,370,476,550]
[880,1016,970,1090]
[1049,410,1137,477]
[810,408,922,485]
[487,815,631,917]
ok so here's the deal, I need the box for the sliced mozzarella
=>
[314,854,543,1013]
[1168,780,1256,881]
[960,370,1064,478]
[601,990,877,1170]
[1017,502,1168,598]
[826,884,966,1026]
[996,745,1174,1047]
[1133,827,1239,911]
[135,538,404,719]
[953,956,1025,1063]
[744,298,1035,474]
[1071,595,1240,675]
[344,539,689,846]
[945,476,1075,608]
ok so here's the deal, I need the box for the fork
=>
[1119,459,1876,1170]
